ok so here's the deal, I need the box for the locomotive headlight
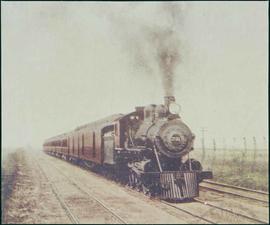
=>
[169,103,181,114]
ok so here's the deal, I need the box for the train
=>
[43,96,213,201]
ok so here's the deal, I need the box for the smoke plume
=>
[152,28,181,96]
[104,3,185,97]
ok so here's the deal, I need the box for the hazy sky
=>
[2,2,268,149]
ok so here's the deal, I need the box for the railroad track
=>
[161,198,268,224]
[123,181,268,224]
[194,198,268,224]
[121,176,269,224]
[203,180,268,195]
[36,161,80,224]
[160,200,216,224]
[200,180,269,204]
[45,155,215,224]
[124,179,268,224]
[43,154,268,224]
[42,159,127,224]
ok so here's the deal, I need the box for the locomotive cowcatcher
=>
[43,96,213,201]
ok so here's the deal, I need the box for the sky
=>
[2,2,268,150]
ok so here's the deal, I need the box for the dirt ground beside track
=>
[2,150,190,224]
[2,150,70,224]
[2,149,269,224]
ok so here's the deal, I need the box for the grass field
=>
[190,148,268,191]
[1,149,23,222]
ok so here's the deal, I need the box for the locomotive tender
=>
[43,96,212,201]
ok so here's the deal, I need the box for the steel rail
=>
[123,182,216,224]
[45,153,268,223]
[47,154,214,224]
[202,180,269,195]
[200,185,268,204]
[125,178,268,224]
[194,198,268,224]
[36,162,80,224]
[161,200,216,224]
[47,161,128,224]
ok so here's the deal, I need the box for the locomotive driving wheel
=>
[128,173,152,197]
[128,171,139,189]
[128,172,136,188]
[142,184,152,197]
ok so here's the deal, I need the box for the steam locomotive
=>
[43,96,212,201]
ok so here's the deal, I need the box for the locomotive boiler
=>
[43,96,213,201]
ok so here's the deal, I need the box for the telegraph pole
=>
[263,136,267,150]
[211,138,216,168]
[222,138,227,169]
[241,137,247,172]
[252,136,257,172]
[201,127,207,163]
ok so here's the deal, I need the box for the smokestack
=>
[164,96,175,108]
